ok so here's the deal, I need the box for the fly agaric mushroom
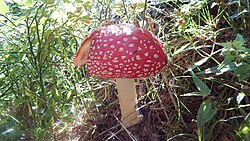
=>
[74,23,166,127]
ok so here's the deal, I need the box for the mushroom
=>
[74,23,167,127]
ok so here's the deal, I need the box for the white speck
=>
[121,56,126,59]
[103,40,107,42]
[129,52,133,55]
[119,47,124,52]
[137,47,142,51]
[150,46,154,49]
[109,68,113,71]
[144,52,149,57]
[113,57,118,63]
[154,54,159,59]
[117,41,121,44]
[131,57,135,62]
[148,41,151,43]
[97,45,100,49]
[128,44,134,47]
[99,51,103,55]
[91,40,95,44]
[109,38,113,41]
[132,36,137,40]
[110,45,115,48]
[136,55,141,60]
[143,68,149,72]
[123,38,128,41]
[134,63,138,67]
[144,64,150,67]
[116,70,121,72]
[119,63,124,68]
[146,60,152,63]
[103,44,108,47]
[136,71,140,74]
[139,40,143,44]
[138,74,143,77]
[114,65,119,68]
[127,71,132,73]
[103,56,108,60]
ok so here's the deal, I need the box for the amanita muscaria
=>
[74,23,166,127]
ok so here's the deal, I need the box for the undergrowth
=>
[0,0,249,141]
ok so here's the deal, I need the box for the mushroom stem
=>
[116,78,142,127]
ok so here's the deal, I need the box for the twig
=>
[142,0,148,28]
[121,0,130,23]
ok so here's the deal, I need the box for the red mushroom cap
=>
[74,23,167,78]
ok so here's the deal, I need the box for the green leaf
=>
[53,86,60,100]
[219,34,246,52]
[23,0,33,7]
[197,100,217,141]
[66,90,72,100]
[45,0,55,4]
[234,62,250,81]
[188,57,209,72]
[197,100,217,127]
[234,34,245,50]
[191,71,211,96]
[0,0,9,15]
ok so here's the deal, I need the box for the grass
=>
[0,0,250,141]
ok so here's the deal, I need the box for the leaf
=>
[44,0,55,4]
[173,43,190,56]
[191,71,211,96]
[53,86,60,100]
[23,0,33,7]
[197,100,217,127]
[219,34,246,52]
[66,90,72,100]
[187,57,209,72]
[196,62,236,75]
[0,0,9,15]
[234,62,250,81]
[197,100,217,141]
[236,93,245,105]
[182,92,210,97]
